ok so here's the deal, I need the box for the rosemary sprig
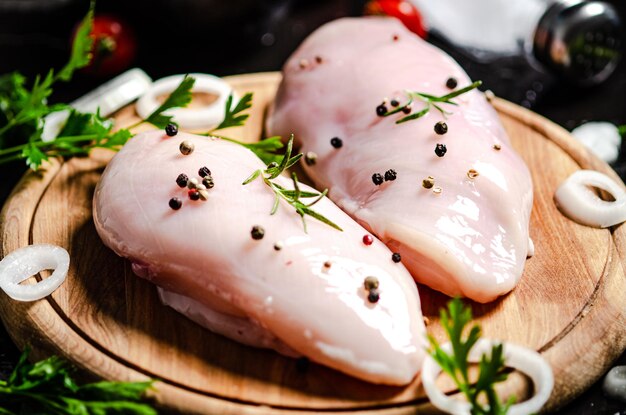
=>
[204,93,284,165]
[384,81,482,124]
[428,298,515,415]
[242,136,343,233]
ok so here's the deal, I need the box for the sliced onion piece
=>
[422,338,554,415]
[136,73,234,130]
[554,170,626,228]
[0,244,70,302]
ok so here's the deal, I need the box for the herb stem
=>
[0,134,99,157]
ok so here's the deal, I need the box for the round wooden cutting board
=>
[1,72,625,414]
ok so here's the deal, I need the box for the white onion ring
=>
[0,244,70,302]
[422,338,554,415]
[136,73,234,130]
[554,170,626,228]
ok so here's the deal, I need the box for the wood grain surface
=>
[1,72,625,414]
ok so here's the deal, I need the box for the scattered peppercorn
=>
[179,140,194,155]
[363,276,379,291]
[202,176,215,189]
[493,143,502,151]
[330,137,343,148]
[304,152,317,166]
[323,261,332,269]
[392,253,401,263]
[251,225,265,240]
[372,173,384,186]
[188,190,200,201]
[198,166,211,177]
[198,189,209,201]
[402,105,412,114]
[422,176,435,189]
[434,121,448,135]
[274,241,284,251]
[176,173,188,188]
[187,177,199,189]
[390,99,400,107]
[368,288,380,303]
[315,56,323,64]
[446,77,458,89]
[384,169,397,181]
[467,169,479,179]
[165,123,178,137]
[363,234,374,245]
[435,143,447,157]
[376,104,388,116]
[169,197,182,210]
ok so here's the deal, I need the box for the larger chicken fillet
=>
[93,131,426,385]
[267,17,534,303]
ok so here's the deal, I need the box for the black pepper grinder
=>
[532,0,622,86]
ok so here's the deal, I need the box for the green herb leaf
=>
[385,81,482,125]
[428,298,513,415]
[144,75,195,129]
[221,135,284,165]
[0,349,156,415]
[57,2,94,82]
[618,124,626,137]
[242,136,343,233]
[213,93,253,131]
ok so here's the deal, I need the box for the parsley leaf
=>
[57,2,94,82]
[428,298,515,415]
[143,75,195,129]
[0,348,156,415]
[206,93,284,164]
[214,92,253,131]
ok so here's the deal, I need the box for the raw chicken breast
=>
[93,131,426,385]
[267,17,533,303]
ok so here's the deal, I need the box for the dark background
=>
[0,0,625,413]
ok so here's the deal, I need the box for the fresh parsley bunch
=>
[0,3,195,171]
[428,298,515,415]
[0,349,156,414]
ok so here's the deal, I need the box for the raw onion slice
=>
[554,170,626,228]
[0,244,70,302]
[422,338,554,415]
[136,73,234,130]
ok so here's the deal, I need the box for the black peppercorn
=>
[390,99,399,107]
[169,197,182,210]
[392,253,401,263]
[330,137,343,148]
[165,123,178,137]
[434,121,448,135]
[402,105,412,114]
[435,143,447,157]
[384,169,397,181]
[189,190,200,201]
[446,77,458,89]
[372,173,384,186]
[176,173,188,188]
[376,104,388,116]
[368,288,380,303]
[198,166,211,177]
[251,225,265,240]
[202,176,214,189]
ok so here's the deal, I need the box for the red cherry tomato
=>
[79,15,137,77]
[364,0,427,39]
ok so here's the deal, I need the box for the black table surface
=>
[1,1,625,413]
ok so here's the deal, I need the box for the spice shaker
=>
[409,0,622,86]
